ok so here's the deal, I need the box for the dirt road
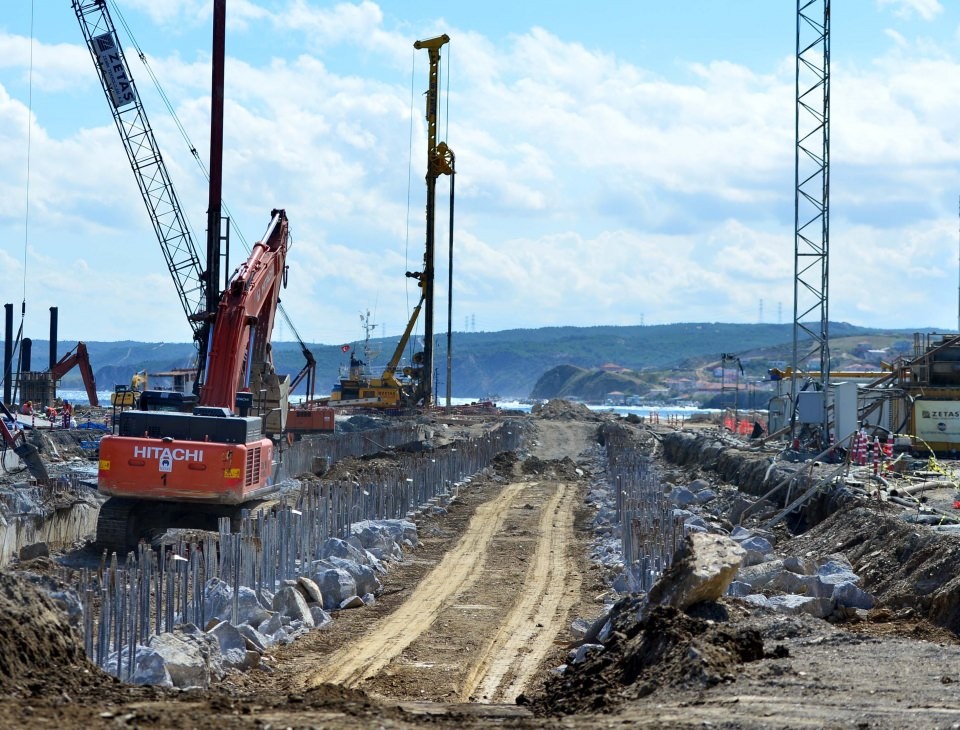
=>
[291,418,596,703]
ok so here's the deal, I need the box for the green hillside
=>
[10,321,926,400]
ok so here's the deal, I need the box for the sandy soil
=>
[4,408,960,728]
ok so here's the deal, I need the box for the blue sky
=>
[2,0,960,348]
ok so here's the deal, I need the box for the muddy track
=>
[304,480,530,688]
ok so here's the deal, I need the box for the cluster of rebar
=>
[272,423,421,479]
[66,420,526,681]
[602,424,686,591]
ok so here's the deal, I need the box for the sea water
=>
[57,390,719,420]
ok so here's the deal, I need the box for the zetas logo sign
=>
[915,400,960,441]
[132,446,204,473]
[92,33,135,109]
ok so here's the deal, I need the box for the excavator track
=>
[95,497,140,555]
[96,496,270,555]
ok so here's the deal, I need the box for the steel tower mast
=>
[412,34,454,407]
[791,0,831,444]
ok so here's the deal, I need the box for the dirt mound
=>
[531,399,601,421]
[521,455,585,480]
[321,455,401,482]
[531,602,766,715]
[0,571,108,697]
[491,450,519,478]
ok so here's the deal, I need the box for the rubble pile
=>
[533,532,767,715]
[531,399,602,421]
[0,482,100,566]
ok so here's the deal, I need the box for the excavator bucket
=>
[0,404,48,483]
[14,441,48,483]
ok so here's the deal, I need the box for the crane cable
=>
[405,47,417,322]
[6,0,38,405]
[21,0,34,310]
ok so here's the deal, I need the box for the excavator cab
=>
[137,391,197,413]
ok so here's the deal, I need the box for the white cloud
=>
[0,33,91,92]
[3,1,960,348]
[877,0,943,22]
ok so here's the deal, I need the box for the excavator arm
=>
[51,342,99,407]
[289,346,316,399]
[0,403,48,482]
[200,209,289,409]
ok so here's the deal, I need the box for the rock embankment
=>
[661,426,960,634]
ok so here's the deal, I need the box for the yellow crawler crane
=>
[329,296,424,409]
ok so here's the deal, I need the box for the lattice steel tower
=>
[791,0,831,442]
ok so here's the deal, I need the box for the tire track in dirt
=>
[459,479,580,702]
[304,480,530,689]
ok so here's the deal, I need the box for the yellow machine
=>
[110,370,147,407]
[329,34,451,410]
[329,297,424,409]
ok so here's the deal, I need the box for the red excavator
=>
[51,342,100,407]
[95,210,290,550]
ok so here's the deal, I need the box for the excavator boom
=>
[200,209,289,409]
[51,342,99,407]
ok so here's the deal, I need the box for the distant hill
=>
[5,321,925,400]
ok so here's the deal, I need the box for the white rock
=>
[104,645,173,687]
[149,624,223,689]
[272,586,315,628]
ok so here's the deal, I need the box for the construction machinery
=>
[85,1,298,550]
[111,370,147,407]
[284,347,335,434]
[96,209,291,550]
[329,296,425,409]
[327,34,452,409]
[0,402,47,482]
[50,342,100,407]
[409,34,455,406]
[74,0,320,417]
[73,0,208,378]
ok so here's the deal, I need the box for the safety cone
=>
[885,432,894,459]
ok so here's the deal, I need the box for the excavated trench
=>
[660,430,857,527]
[660,428,960,636]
